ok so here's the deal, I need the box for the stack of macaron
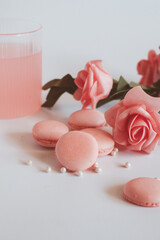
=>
[32,109,117,175]
[32,60,117,175]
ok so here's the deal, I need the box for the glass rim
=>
[0,18,42,36]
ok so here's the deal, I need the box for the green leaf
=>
[97,89,128,107]
[42,87,65,107]
[42,74,77,108]
[42,74,76,90]
[97,76,129,107]
[129,81,140,88]
[152,79,160,89]
[117,76,129,91]
[42,72,160,109]
[42,79,62,90]
[129,82,150,90]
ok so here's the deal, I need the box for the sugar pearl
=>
[46,166,52,173]
[113,147,119,153]
[93,162,99,168]
[26,160,32,166]
[60,167,66,173]
[76,171,83,177]
[155,177,160,180]
[110,150,116,156]
[94,167,102,173]
[125,162,131,168]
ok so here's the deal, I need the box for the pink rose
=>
[73,60,113,109]
[137,49,160,86]
[105,86,160,154]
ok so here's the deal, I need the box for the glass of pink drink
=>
[0,19,42,118]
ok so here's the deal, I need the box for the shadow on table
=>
[5,107,68,172]
[6,131,61,172]
[106,184,127,204]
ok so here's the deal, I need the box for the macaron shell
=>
[33,138,58,148]
[123,177,160,207]
[68,109,106,130]
[81,128,115,156]
[32,120,69,147]
[55,131,98,171]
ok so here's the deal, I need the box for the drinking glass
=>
[0,19,42,118]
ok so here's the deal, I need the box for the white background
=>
[0,0,160,239]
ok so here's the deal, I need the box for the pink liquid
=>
[0,49,42,118]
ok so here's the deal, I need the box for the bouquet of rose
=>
[42,48,160,154]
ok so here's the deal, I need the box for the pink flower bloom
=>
[105,86,160,154]
[73,60,113,109]
[137,49,160,86]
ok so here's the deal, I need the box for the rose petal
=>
[128,115,138,140]
[86,60,103,71]
[73,88,82,100]
[117,105,149,131]
[137,60,149,75]
[143,135,159,154]
[142,120,157,149]
[131,116,149,129]
[148,50,157,61]
[90,81,98,109]
[90,81,98,97]
[81,69,94,107]
[144,65,154,86]
[104,101,124,127]
[149,111,160,135]
[91,64,113,98]
[85,68,94,89]
[127,139,147,151]
[113,126,129,145]
[157,55,160,73]
[129,127,147,145]
[123,86,160,112]
[75,70,88,88]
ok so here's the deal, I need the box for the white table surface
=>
[0,0,160,239]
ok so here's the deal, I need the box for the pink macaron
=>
[123,177,160,207]
[55,131,98,171]
[68,109,106,130]
[32,120,69,147]
[81,128,115,156]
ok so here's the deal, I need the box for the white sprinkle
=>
[155,177,160,180]
[60,167,66,173]
[46,166,52,173]
[93,162,99,168]
[94,167,102,173]
[26,160,32,166]
[125,162,131,168]
[110,150,116,156]
[113,147,119,153]
[76,171,83,177]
